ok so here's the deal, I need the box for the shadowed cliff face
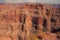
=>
[0,3,60,40]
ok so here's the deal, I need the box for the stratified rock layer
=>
[0,3,60,40]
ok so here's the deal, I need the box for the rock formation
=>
[0,3,60,40]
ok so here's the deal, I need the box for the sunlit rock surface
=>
[0,3,60,40]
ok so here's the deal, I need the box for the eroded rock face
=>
[0,3,60,40]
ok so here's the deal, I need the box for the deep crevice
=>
[38,36,42,40]
[22,24,24,32]
[43,18,47,30]
[34,11,39,14]
[19,14,26,32]
[51,28,60,33]
[51,18,56,23]
[18,36,22,40]
[32,17,39,30]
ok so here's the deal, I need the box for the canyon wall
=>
[0,3,60,40]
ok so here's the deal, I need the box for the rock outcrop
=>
[0,3,60,40]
